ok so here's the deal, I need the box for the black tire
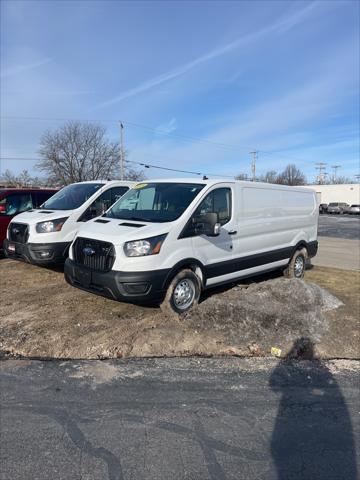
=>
[283,248,307,279]
[160,269,201,315]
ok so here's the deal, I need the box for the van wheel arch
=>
[292,241,309,258]
[163,259,205,290]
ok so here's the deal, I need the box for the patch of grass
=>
[306,266,360,310]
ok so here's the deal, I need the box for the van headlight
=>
[124,234,167,257]
[36,217,68,233]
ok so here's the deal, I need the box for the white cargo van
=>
[4,180,134,264]
[64,179,318,313]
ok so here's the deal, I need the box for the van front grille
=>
[73,237,115,272]
[8,223,29,244]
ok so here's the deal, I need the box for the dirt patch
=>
[0,259,359,359]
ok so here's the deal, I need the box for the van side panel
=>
[235,185,317,260]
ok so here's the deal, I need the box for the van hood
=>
[10,209,75,225]
[76,217,172,245]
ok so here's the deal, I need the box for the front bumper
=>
[3,239,70,264]
[64,258,170,304]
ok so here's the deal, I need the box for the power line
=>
[0,115,241,151]
[0,156,235,179]
[0,115,319,165]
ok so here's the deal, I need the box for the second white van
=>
[4,180,134,264]
[64,179,318,313]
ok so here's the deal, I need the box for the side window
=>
[182,188,231,238]
[195,188,231,225]
[78,187,128,222]
[110,186,129,205]
[0,193,33,216]
[78,190,110,222]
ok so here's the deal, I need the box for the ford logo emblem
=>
[83,247,96,256]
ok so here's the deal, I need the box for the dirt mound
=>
[2,259,356,360]
[129,278,342,358]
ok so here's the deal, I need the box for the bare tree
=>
[17,169,32,187]
[331,175,353,184]
[277,164,306,186]
[258,170,278,184]
[121,166,146,181]
[1,169,16,186]
[37,121,144,184]
[235,173,249,180]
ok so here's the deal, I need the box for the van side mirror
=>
[193,212,221,237]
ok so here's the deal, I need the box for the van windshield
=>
[40,183,104,210]
[105,182,205,222]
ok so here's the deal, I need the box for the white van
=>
[64,179,318,313]
[4,180,134,264]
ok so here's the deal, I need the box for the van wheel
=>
[161,269,201,315]
[283,248,307,279]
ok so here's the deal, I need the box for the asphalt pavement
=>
[318,214,360,239]
[1,357,359,480]
[313,215,360,270]
[312,236,360,271]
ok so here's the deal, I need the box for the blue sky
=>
[1,0,359,182]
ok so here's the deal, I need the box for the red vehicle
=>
[0,188,58,250]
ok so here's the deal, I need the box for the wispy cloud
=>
[155,117,177,134]
[1,58,52,78]
[97,2,319,108]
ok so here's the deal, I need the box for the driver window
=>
[79,187,130,221]
[195,188,231,225]
[78,189,111,222]
[182,188,231,238]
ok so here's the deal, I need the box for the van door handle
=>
[228,230,237,235]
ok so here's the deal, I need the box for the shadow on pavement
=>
[270,337,357,480]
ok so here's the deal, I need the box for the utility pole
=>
[315,162,327,184]
[331,164,341,183]
[119,121,124,180]
[249,150,258,181]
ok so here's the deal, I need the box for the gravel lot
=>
[1,259,359,360]
[318,214,360,239]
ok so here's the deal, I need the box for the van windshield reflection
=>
[105,183,204,223]
[40,183,104,210]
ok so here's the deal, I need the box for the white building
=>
[300,184,360,204]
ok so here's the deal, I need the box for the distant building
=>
[300,184,360,205]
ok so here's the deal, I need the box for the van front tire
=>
[161,269,201,315]
[283,248,307,279]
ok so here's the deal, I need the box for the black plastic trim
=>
[64,258,170,303]
[119,222,146,228]
[306,240,318,258]
[3,239,70,264]
[204,246,293,279]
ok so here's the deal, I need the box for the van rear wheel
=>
[161,269,201,315]
[283,248,307,279]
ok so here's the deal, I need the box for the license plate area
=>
[75,268,92,288]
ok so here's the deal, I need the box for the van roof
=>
[71,180,135,186]
[135,178,315,192]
